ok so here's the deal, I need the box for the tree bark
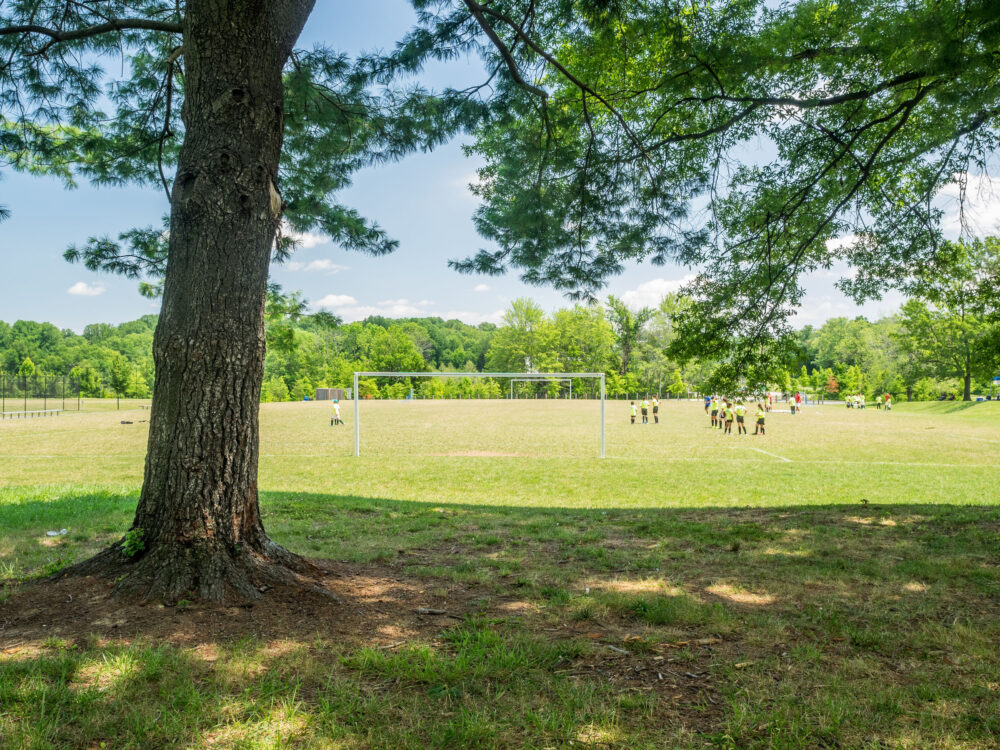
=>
[70,0,319,604]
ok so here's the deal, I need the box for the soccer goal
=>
[352,371,606,458]
[509,376,574,400]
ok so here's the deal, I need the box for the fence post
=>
[43,373,47,411]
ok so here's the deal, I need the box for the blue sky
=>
[3,1,996,333]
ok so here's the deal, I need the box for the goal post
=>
[352,371,606,458]
[509,377,573,400]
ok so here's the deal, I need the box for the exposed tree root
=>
[60,537,339,606]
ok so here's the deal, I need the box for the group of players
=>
[845,392,893,410]
[628,397,660,424]
[705,396,766,435]
[628,395,767,436]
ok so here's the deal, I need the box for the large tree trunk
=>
[71,0,318,603]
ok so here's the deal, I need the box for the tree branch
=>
[0,19,183,43]
[461,0,547,101]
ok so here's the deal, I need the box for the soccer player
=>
[704,395,711,414]
[724,401,735,434]
[875,393,883,409]
[330,399,343,426]
[735,400,747,435]
[754,403,766,435]
[630,401,638,424]
[710,396,719,428]
[652,396,660,424]
[640,397,650,424]
[885,393,892,411]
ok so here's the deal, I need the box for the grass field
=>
[1,400,999,748]
[0,396,151,416]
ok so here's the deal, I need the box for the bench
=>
[0,409,64,420]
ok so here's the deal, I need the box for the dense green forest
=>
[3,290,997,402]
[4,237,998,402]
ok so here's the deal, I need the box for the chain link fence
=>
[0,372,84,416]
[0,371,150,417]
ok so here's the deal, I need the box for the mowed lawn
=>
[1,400,999,749]
[0,398,998,505]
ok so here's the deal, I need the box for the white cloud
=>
[939,174,1000,236]
[455,172,485,190]
[317,297,423,319]
[315,294,357,309]
[473,283,491,292]
[312,293,503,325]
[439,309,505,325]
[67,281,105,297]
[825,234,860,252]
[284,224,329,249]
[340,303,422,319]
[284,258,348,274]
[619,275,696,309]
[792,291,904,327]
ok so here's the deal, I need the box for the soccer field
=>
[0,398,996,507]
[3,399,1000,749]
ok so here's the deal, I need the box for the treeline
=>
[4,301,993,403]
[3,239,998,402]
[0,316,155,398]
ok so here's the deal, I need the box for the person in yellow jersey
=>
[735,400,747,435]
[651,396,660,424]
[875,393,883,410]
[754,403,766,435]
[710,396,719,428]
[629,400,638,424]
[640,397,650,424]
[330,399,343,426]
[723,400,735,434]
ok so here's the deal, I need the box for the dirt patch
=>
[0,562,485,651]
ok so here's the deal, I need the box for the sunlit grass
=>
[1,400,999,747]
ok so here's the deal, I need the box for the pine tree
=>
[4,1,998,602]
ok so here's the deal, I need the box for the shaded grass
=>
[2,400,999,747]
[2,486,999,747]
[0,621,673,750]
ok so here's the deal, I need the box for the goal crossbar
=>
[510,376,573,400]
[352,371,605,458]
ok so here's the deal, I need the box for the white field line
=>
[949,433,1000,444]
[1,454,998,470]
[0,430,84,441]
[746,446,792,463]
[0,455,144,459]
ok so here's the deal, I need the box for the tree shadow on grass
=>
[2,490,999,748]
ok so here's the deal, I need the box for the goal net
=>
[509,377,574,399]
[352,371,606,458]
